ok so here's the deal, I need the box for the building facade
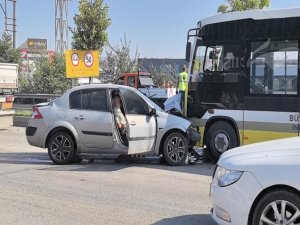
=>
[18,38,54,78]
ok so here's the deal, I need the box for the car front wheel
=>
[48,132,75,165]
[163,132,188,166]
[252,189,300,225]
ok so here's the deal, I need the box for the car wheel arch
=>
[159,128,187,155]
[203,116,240,147]
[45,127,77,151]
[247,184,300,225]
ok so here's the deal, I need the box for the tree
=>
[69,0,111,52]
[218,0,270,13]
[19,54,72,94]
[101,35,140,82]
[0,32,21,64]
[148,63,178,88]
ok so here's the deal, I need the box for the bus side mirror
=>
[185,42,191,62]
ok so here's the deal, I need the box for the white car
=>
[210,137,300,225]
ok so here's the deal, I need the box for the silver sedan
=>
[26,84,199,166]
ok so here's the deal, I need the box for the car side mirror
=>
[149,108,157,116]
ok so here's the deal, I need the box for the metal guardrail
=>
[14,94,61,99]
[13,94,62,110]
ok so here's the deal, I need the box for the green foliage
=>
[101,35,140,82]
[18,73,31,93]
[218,0,270,13]
[69,0,111,52]
[19,54,72,94]
[0,32,21,64]
[14,109,32,117]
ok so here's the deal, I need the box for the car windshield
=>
[134,89,162,111]
[145,96,162,111]
[139,76,154,87]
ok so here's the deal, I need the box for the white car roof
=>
[199,8,300,28]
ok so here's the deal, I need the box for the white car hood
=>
[218,137,300,171]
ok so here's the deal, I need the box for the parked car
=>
[210,137,300,225]
[26,84,199,166]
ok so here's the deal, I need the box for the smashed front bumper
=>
[187,128,200,150]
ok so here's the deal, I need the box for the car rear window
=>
[81,89,107,111]
[69,90,81,109]
[69,89,108,111]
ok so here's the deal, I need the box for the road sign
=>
[84,52,94,67]
[71,52,79,66]
[65,50,99,78]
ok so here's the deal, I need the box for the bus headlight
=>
[215,166,243,187]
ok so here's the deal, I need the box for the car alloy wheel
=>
[167,136,186,163]
[163,132,188,166]
[259,200,300,225]
[51,135,72,161]
[48,132,75,165]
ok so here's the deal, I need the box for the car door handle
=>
[75,115,85,120]
[129,121,136,126]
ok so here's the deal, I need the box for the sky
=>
[1,0,300,58]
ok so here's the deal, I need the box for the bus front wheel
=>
[206,121,238,161]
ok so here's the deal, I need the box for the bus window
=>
[204,46,224,72]
[286,51,298,94]
[223,45,242,71]
[250,40,298,95]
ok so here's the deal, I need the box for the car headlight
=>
[214,166,243,187]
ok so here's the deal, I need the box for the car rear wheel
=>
[252,190,300,225]
[163,132,188,166]
[206,121,238,161]
[48,132,75,165]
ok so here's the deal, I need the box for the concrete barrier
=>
[12,116,29,127]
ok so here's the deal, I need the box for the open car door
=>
[119,87,157,155]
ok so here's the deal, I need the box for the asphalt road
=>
[0,126,217,225]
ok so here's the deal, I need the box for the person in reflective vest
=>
[177,65,188,112]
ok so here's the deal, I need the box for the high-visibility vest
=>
[178,71,188,91]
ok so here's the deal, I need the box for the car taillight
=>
[32,107,43,119]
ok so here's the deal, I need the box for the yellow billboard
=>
[65,50,100,78]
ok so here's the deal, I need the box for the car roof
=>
[67,84,137,92]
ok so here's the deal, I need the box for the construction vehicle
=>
[115,71,176,106]
[0,63,18,110]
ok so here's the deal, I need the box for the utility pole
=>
[12,0,16,48]
[1,0,16,48]
[55,0,69,54]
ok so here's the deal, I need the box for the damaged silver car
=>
[26,85,199,166]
